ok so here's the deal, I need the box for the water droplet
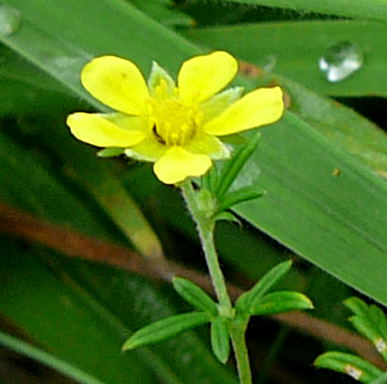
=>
[319,41,364,82]
[0,3,21,37]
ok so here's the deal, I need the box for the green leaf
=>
[185,20,387,97]
[0,331,106,384]
[0,130,112,238]
[314,352,383,384]
[4,0,387,307]
[186,25,387,176]
[128,0,193,28]
[214,211,242,225]
[344,297,387,361]
[372,372,387,384]
[236,261,292,312]
[0,238,236,384]
[216,185,265,213]
[210,317,230,364]
[122,312,211,351]
[215,133,261,198]
[173,277,218,315]
[234,112,387,307]
[207,0,387,23]
[247,291,313,316]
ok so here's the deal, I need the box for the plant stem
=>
[181,181,232,311]
[229,320,252,384]
[181,180,252,384]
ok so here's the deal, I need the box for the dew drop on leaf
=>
[318,41,364,82]
[0,3,21,37]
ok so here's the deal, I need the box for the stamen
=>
[151,98,200,146]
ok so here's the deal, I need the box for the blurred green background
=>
[0,0,386,383]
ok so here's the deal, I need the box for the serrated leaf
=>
[247,291,313,316]
[172,277,218,315]
[215,133,261,199]
[314,352,383,384]
[236,261,292,313]
[216,185,265,213]
[122,312,211,351]
[344,297,387,361]
[210,317,230,364]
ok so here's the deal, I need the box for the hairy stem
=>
[229,320,252,384]
[181,181,232,311]
[181,180,252,384]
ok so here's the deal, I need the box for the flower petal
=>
[81,56,149,115]
[154,146,212,184]
[203,87,284,136]
[67,112,145,147]
[178,51,238,104]
[185,132,230,160]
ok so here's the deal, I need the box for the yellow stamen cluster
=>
[150,98,202,146]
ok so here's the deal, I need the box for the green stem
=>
[229,320,252,384]
[181,181,232,312]
[181,180,252,384]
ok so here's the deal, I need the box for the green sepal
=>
[97,147,125,158]
[236,260,292,313]
[201,87,243,124]
[214,211,241,225]
[122,312,211,351]
[314,352,383,384]
[196,189,217,217]
[201,164,218,192]
[173,277,218,316]
[216,185,266,213]
[215,132,261,199]
[220,133,248,146]
[210,317,230,364]
[246,291,313,316]
[147,61,175,97]
[344,297,387,361]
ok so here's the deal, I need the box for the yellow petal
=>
[178,51,238,104]
[81,56,149,115]
[67,112,145,147]
[203,87,284,136]
[154,146,211,184]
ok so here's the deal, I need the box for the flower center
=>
[151,99,202,146]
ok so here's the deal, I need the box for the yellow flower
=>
[67,51,284,184]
